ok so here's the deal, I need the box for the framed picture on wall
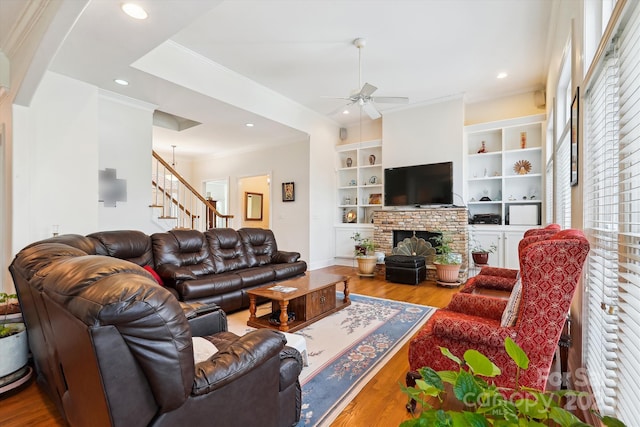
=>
[570,87,579,187]
[282,182,295,202]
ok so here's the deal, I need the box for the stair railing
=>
[151,151,232,230]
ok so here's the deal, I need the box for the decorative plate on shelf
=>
[513,159,532,175]
[346,210,357,223]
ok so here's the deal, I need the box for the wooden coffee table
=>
[247,272,350,332]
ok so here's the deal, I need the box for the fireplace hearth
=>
[373,207,468,282]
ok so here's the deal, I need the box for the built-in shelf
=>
[464,114,545,226]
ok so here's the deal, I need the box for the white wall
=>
[382,98,465,203]
[192,139,311,262]
[465,91,545,125]
[12,72,99,251]
[11,72,161,258]
[97,91,157,232]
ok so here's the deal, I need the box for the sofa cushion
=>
[205,228,249,273]
[152,230,215,276]
[236,266,276,287]
[89,230,154,267]
[238,228,278,267]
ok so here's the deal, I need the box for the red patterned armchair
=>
[408,229,589,391]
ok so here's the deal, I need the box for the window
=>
[584,2,640,422]
[553,39,573,228]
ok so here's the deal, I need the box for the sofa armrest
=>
[156,264,197,282]
[179,302,228,336]
[272,251,300,264]
[192,329,287,395]
[445,293,508,321]
[432,313,516,348]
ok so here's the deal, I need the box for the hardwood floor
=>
[0,265,459,427]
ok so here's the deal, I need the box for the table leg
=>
[343,277,350,304]
[248,295,257,322]
[278,300,290,332]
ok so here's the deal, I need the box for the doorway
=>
[203,178,229,228]
[238,174,270,229]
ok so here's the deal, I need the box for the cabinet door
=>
[503,231,525,270]
[471,231,502,267]
[335,228,373,258]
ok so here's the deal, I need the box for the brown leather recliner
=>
[10,241,303,427]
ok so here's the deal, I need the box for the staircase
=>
[151,151,232,231]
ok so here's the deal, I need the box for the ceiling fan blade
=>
[362,102,382,120]
[372,96,409,104]
[320,95,352,100]
[358,83,378,97]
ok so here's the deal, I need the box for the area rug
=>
[226,293,434,426]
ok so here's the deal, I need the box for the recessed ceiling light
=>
[342,110,350,115]
[497,72,508,79]
[114,79,129,86]
[245,123,254,127]
[121,3,148,20]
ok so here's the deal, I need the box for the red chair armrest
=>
[478,266,519,279]
[432,312,516,348]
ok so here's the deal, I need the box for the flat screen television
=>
[384,162,453,207]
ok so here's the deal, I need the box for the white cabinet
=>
[465,115,545,226]
[336,140,383,225]
[334,226,374,266]
[469,226,528,272]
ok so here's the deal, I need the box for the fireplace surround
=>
[373,207,469,282]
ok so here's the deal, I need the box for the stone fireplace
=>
[373,207,469,282]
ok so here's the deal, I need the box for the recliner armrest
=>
[192,329,288,395]
[279,346,303,391]
[179,302,228,336]
[272,251,300,264]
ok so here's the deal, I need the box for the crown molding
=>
[2,0,52,59]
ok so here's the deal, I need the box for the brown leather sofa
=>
[26,227,307,313]
[10,234,303,427]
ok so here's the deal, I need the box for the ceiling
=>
[2,0,553,158]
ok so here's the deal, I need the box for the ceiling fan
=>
[325,38,409,120]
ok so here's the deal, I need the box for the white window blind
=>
[584,49,619,416]
[555,131,572,228]
[546,161,554,223]
[613,3,640,421]
[584,2,640,422]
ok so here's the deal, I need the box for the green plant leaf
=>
[515,398,547,420]
[548,406,584,426]
[440,347,462,365]
[453,370,482,404]
[597,414,628,427]
[414,379,442,397]
[464,349,501,377]
[418,366,445,391]
[437,370,459,385]
[504,337,529,370]
[461,411,491,427]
